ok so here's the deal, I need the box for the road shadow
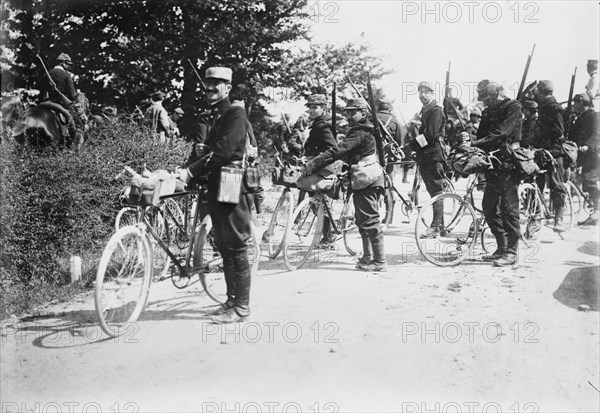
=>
[578,241,600,257]
[553,266,599,311]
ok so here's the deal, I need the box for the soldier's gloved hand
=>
[459,132,471,145]
[579,145,589,153]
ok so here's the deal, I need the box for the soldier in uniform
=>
[520,100,538,148]
[472,80,522,266]
[570,93,600,225]
[276,113,304,157]
[464,106,482,142]
[302,98,387,271]
[178,67,252,323]
[376,99,404,185]
[303,93,339,248]
[532,80,568,232]
[410,81,447,238]
[145,91,172,143]
[39,53,85,145]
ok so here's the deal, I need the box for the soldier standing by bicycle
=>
[302,98,387,272]
[531,80,568,232]
[570,93,600,226]
[470,80,523,267]
[177,67,252,323]
[411,81,447,238]
[303,93,339,248]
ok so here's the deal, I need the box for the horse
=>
[1,95,27,130]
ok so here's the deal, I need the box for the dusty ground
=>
[1,172,599,413]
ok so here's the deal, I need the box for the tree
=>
[2,0,310,112]
[277,41,393,101]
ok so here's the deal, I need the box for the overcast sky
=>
[308,0,600,120]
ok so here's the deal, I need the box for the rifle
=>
[331,82,337,138]
[36,54,72,107]
[366,73,386,168]
[565,66,577,138]
[517,44,536,100]
[281,112,292,134]
[187,59,209,107]
[443,61,466,130]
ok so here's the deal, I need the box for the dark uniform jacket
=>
[410,100,445,161]
[521,117,537,148]
[308,119,384,188]
[473,98,522,153]
[42,66,77,104]
[303,115,337,158]
[188,97,249,197]
[532,95,564,149]
[570,109,600,169]
[377,111,403,145]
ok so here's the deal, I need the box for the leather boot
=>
[221,252,236,308]
[356,235,373,265]
[554,206,565,232]
[482,233,507,261]
[232,251,251,317]
[493,235,518,267]
[357,233,387,272]
[421,198,444,238]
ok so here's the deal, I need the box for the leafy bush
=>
[0,120,189,318]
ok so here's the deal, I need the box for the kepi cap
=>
[537,80,554,93]
[151,91,165,100]
[57,53,72,64]
[344,98,369,110]
[305,94,327,106]
[418,81,435,92]
[573,93,591,104]
[205,67,232,82]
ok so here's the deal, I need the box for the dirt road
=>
[2,179,599,413]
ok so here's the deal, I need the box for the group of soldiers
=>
[41,52,599,323]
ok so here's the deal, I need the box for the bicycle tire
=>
[265,190,294,259]
[163,198,188,251]
[283,197,323,271]
[194,219,227,304]
[115,207,141,232]
[415,193,478,266]
[480,223,497,254]
[341,193,361,256]
[95,225,152,337]
[518,183,538,239]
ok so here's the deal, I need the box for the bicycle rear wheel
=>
[194,219,226,304]
[265,189,294,259]
[283,198,323,271]
[480,223,498,254]
[415,194,478,266]
[341,194,361,256]
[95,225,152,337]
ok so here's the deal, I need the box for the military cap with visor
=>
[344,98,369,110]
[573,93,591,104]
[205,67,233,82]
[537,80,554,93]
[57,53,72,64]
[305,94,327,106]
[418,81,435,92]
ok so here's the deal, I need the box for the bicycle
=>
[519,150,575,239]
[95,170,261,337]
[262,152,305,259]
[414,158,498,267]
[566,167,595,221]
[384,159,456,225]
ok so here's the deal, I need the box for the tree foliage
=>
[2,0,309,111]
[277,41,393,100]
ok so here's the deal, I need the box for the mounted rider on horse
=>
[38,53,87,146]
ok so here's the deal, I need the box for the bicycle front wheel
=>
[265,190,294,259]
[283,198,323,271]
[193,218,226,304]
[415,194,478,266]
[95,225,152,337]
[115,207,141,232]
